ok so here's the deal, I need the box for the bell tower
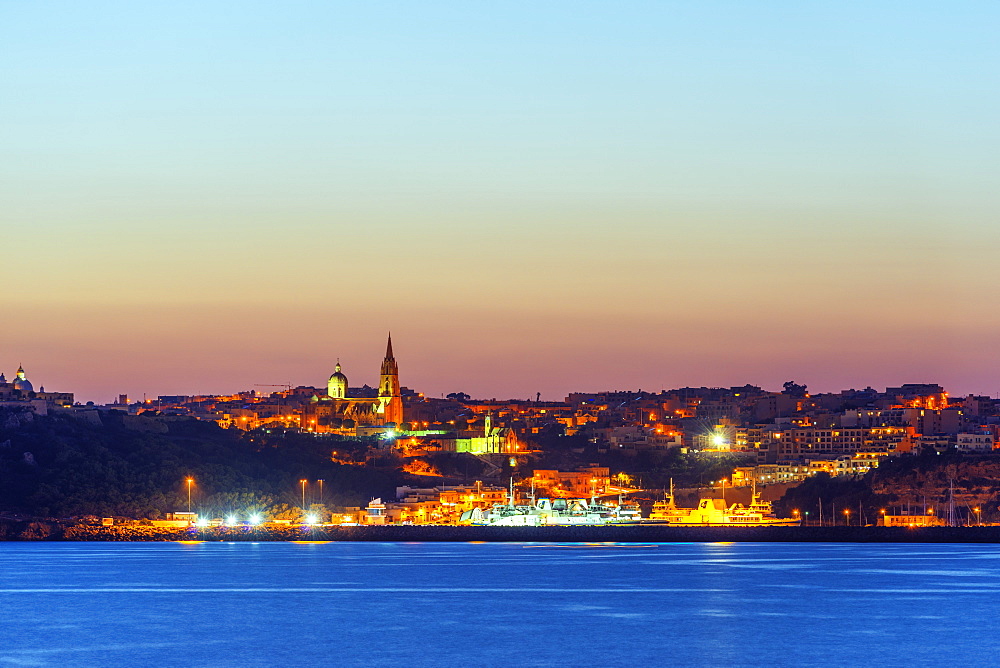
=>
[378,333,403,425]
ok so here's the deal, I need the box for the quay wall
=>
[5,521,1000,543]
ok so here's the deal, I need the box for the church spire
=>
[380,332,398,377]
[378,332,402,426]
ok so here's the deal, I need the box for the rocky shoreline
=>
[4,521,1000,543]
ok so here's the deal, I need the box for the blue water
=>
[1,542,999,667]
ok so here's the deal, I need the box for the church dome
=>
[12,365,33,393]
[327,362,348,399]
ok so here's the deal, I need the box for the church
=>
[0,364,74,407]
[305,334,403,431]
[0,365,35,401]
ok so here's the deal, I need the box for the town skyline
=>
[3,340,994,407]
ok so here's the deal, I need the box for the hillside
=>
[0,407,405,519]
[776,451,1000,525]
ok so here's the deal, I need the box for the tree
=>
[782,381,808,397]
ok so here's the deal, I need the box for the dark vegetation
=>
[0,408,406,519]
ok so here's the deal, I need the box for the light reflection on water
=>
[1,542,999,667]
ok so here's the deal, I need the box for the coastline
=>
[4,522,1000,543]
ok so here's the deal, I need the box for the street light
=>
[317,479,324,505]
[844,508,851,527]
[974,507,982,526]
[300,479,308,515]
[186,478,194,513]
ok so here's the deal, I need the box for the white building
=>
[956,433,994,452]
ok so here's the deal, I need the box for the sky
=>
[3,1,1000,403]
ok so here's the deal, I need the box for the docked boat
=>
[460,477,643,526]
[647,478,798,526]
[662,491,799,526]
[648,480,689,523]
[461,496,642,526]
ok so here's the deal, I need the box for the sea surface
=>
[1,541,999,667]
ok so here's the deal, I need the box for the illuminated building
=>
[0,364,74,409]
[879,513,945,527]
[307,333,404,430]
[531,467,610,497]
[327,362,348,399]
[378,334,403,426]
[363,483,509,524]
[11,365,33,393]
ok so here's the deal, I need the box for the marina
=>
[459,478,797,528]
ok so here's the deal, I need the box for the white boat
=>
[460,477,644,527]
[462,496,642,526]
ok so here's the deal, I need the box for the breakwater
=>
[5,521,1000,542]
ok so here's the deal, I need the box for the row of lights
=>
[187,477,322,525]
[193,513,321,528]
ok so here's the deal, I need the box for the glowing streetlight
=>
[317,479,324,505]
[843,508,851,526]
[185,477,194,513]
[974,507,982,526]
[300,479,308,513]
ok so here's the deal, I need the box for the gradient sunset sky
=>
[3,2,999,403]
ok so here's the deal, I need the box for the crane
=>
[253,383,293,396]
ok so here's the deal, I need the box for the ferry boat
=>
[664,490,799,526]
[461,480,642,526]
[648,480,689,523]
[648,479,798,526]
[462,497,639,526]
